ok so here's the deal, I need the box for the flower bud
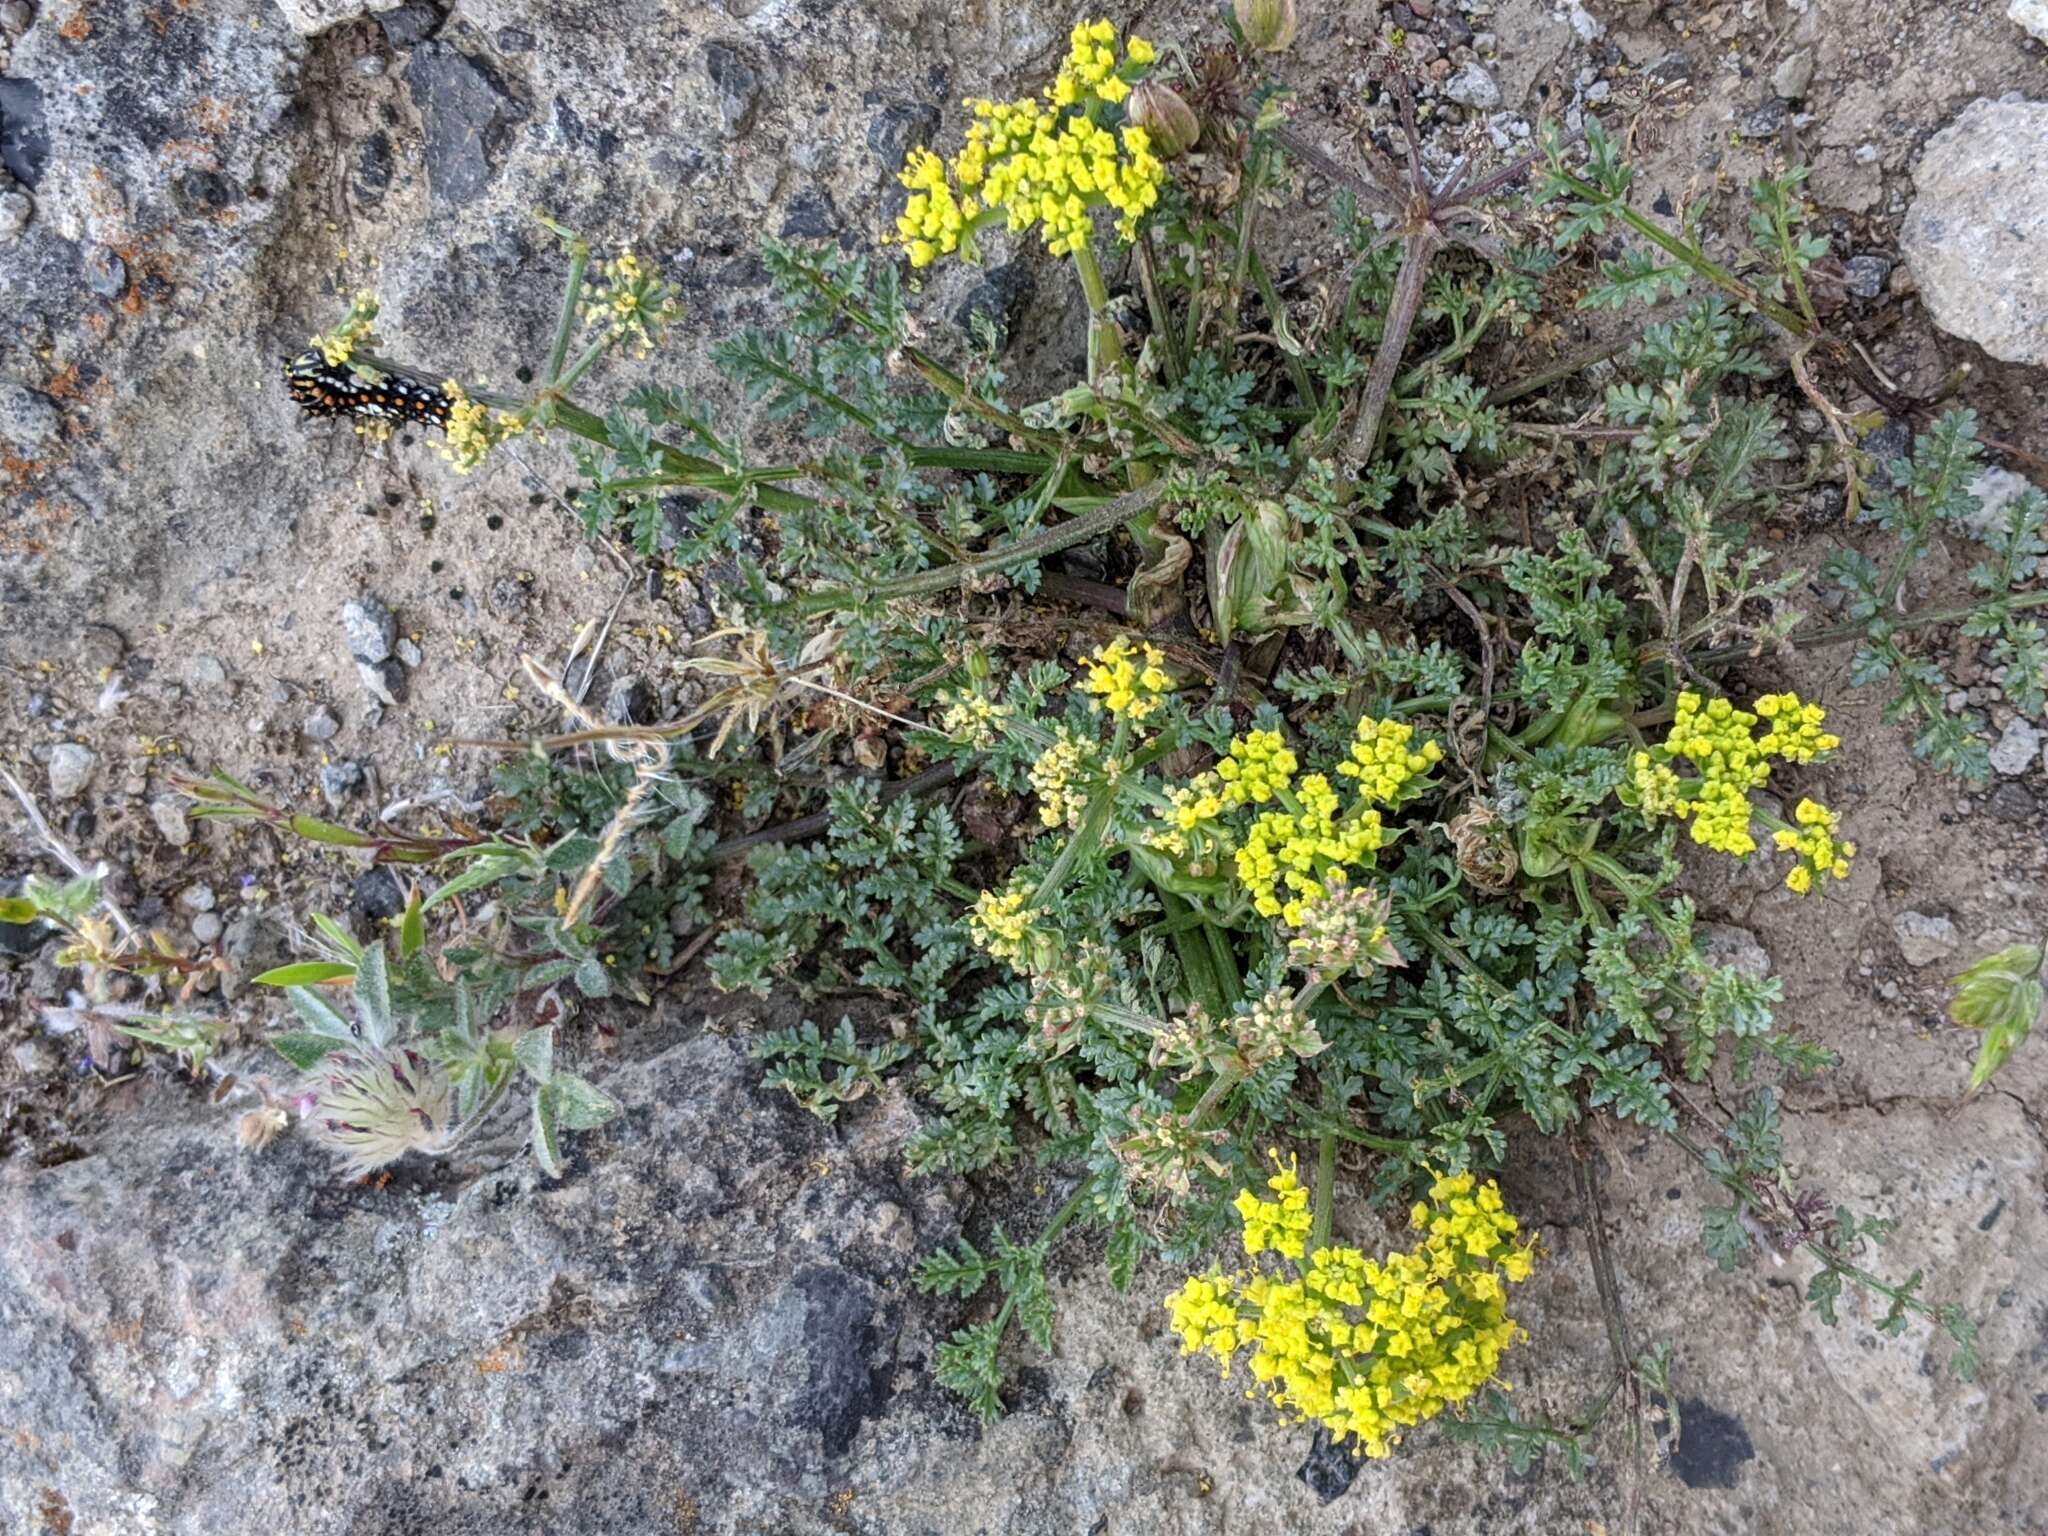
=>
[1234,0,1299,53]
[1126,81,1202,157]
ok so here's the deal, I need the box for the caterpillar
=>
[283,351,453,427]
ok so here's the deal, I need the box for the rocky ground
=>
[2,0,2047,1532]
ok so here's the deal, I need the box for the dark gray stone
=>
[1844,254,1891,300]
[318,759,365,809]
[1670,1399,1755,1489]
[405,42,524,207]
[0,383,61,450]
[350,865,406,921]
[867,99,942,172]
[0,75,48,187]
[706,42,763,137]
[377,0,442,48]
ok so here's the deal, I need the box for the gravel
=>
[339,596,397,664]
[149,796,193,847]
[1445,61,1502,109]
[45,743,96,800]
[1989,718,2044,777]
[1893,910,1961,967]
[319,760,366,809]
[303,708,341,742]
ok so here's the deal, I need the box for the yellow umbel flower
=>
[581,247,683,357]
[1335,715,1444,806]
[438,380,526,475]
[935,687,1011,748]
[1772,797,1856,894]
[1166,1166,1536,1459]
[968,883,1042,968]
[1235,774,1386,924]
[311,289,380,366]
[1077,637,1174,722]
[1146,771,1231,861]
[1630,690,1853,875]
[1029,726,1099,830]
[891,18,1166,268]
[1215,729,1297,806]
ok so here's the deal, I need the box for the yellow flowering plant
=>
[265,7,2005,1467]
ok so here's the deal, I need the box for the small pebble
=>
[1445,60,1501,109]
[340,595,397,664]
[186,654,228,689]
[0,2,32,32]
[320,760,366,809]
[10,1040,55,1076]
[46,742,96,800]
[0,188,33,244]
[178,882,217,913]
[1989,717,2043,777]
[303,708,341,742]
[191,912,224,945]
[394,637,423,667]
[150,796,193,847]
[1844,254,1891,300]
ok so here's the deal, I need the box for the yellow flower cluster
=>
[582,248,682,358]
[968,884,1040,967]
[1216,730,1298,806]
[1335,715,1444,804]
[312,289,380,366]
[935,688,1011,747]
[1631,691,1849,885]
[439,381,527,475]
[1146,771,1229,861]
[1237,775,1386,925]
[1774,797,1856,894]
[1166,1167,1535,1460]
[1029,726,1099,830]
[1077,637,1174,723]
[893,19,1166,268]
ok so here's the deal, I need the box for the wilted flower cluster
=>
[298,1047,456,1178]
[1286,878,1404,981]
[1150,988,1327,1080]
[1166,1162,1535,1459]
[1029,725,1104,830]
[1630,690,1854,893]
[893,19,1166,267]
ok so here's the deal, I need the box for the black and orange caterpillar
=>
[283,351,453,427]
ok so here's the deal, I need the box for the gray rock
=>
[1960,466,2045,541]
[338,595,396,664]
[185,654,229,689]
[0,185,29,242]
[190,911,224,945]
[1844,254,1890,300]
[1989,717,2044,777]
[318,759,365,809]
[9,1039,55,1076]
[706,42,763,137]
[868,100,942,173]
[2013,0,2048,45]
[177,882,216,913]
[302,707,341,742]
[351,866,406,920]
[405,42,525,207]
[1738,98,1790,139]
[149,796,192,847]
[82,245,125,298]
[1772,48,1815,100]
[1987,780,2036,822]
[1697,922,1772,982]
[219,911,289,1002]
[0,3,34,35]
[272,0,402,38]
[0,383,61,450]
[376,0,439,46]
[356,657,407,706]
[45,742,95,800]
[394,636,422,667]
[1893,910,1961,967]
[1445,61,1501,110]
[1902,98,2048,366]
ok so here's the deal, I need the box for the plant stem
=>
[542,231,591,385]
[775,479,1169,616]
[1338,223,1443,468]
